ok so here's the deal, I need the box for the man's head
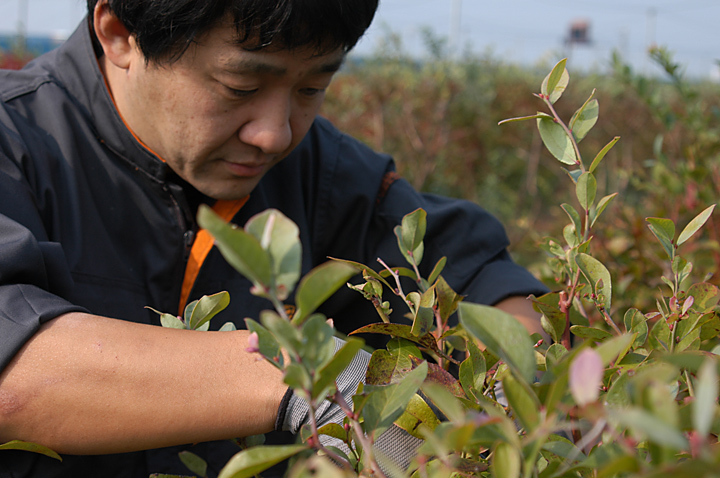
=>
[87,0,378,63]
[90,0,378,200]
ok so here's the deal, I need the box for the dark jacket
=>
[0,18,547,478]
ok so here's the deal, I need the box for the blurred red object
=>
[0,51,34,70]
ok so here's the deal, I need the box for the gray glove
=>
[275,337,424,476]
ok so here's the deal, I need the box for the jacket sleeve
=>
[0,146,87,373]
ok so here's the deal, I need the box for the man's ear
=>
[92,1,137,69]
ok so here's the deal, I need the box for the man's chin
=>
[198,180,256,202]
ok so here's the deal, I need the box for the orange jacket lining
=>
[178,197,248,314]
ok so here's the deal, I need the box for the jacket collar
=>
[54,17,170,180]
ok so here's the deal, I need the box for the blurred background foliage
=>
[320,30,720,317]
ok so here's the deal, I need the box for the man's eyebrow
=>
[313,56,346,74]
[220,55,346,76]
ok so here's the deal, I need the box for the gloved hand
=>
[275,337,424,476]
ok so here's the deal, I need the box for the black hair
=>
[87,0,378,62]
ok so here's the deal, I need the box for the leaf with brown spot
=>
[409,356,464,398]
[350,323,441,354]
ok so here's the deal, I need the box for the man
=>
[0,1,548,476]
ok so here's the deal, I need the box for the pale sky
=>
[1,0,718,78]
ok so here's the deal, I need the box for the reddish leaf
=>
[350,323,441,354]
[409,356,465,398]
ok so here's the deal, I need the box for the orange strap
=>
[178,197,249,314]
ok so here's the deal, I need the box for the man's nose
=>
[238,96,293,154]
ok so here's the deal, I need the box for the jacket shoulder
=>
[0,50,62,103]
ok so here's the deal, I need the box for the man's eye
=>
[228,87,258,97]
[300,88,325,97]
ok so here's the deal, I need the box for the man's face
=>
[115,22,345,200]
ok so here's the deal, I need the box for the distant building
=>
[566,20,591,46]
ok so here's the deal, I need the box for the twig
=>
[333,390,389,478]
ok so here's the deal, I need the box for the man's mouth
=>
[222,160,269,178]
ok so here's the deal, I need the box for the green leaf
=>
[561,203,583,239]
[160,313,185,329]
[394,393,442,438]
[589,136,620,173]
[677,204,715,246]
[433,275,463,324]
[649,317,672,352]
[687,282,720,311]
[693,358,718,437]
[675,318,701,352]
[427,257,447,285]
[672,256,692,283]
[411,307,434,337]
[530,292,566,345]
[576,172,597,211]
[245,318,282,367]
[545,343,568,374]
[623,308,648,347]
[400,208,427,256]
[537,117,577,165]
[350,323,442,356]
[591,193,618,228]
[459,339,486,399]
[502,373,541,431]
[179,451,208,478]
[459,302,536,384]
[293,261,358,324]
[491,441,521,478]
[541,58,569,104]
[607,408,688,450]
[312,338,363,401]
[283,362,312,392]
[569,98,598,142]
[0,440,62,461]
[498,113,552,125]
[330,257,392,290]
[387,337,423,364]
[218,445,307,478]
[563,224,578,248]
[542,435,587,462]
[361,361,428,435]
[244,209,302,300]
[261,310,301,356]
[605,370,632,407]
[570,325,613,341]
[298,314,336,370]
[316,422,348,442]
[197,205,272,291]
[595,333,636,366]
[422,382,466,423]
[575,253,612,311]
[564,168,583,183]
[394,209,427,267]
[186,291,230,330]
[646,217,676,259]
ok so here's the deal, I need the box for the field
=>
[321,47,720,315]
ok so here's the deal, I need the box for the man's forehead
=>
[214,43,347,76]
[190,17,347,74]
